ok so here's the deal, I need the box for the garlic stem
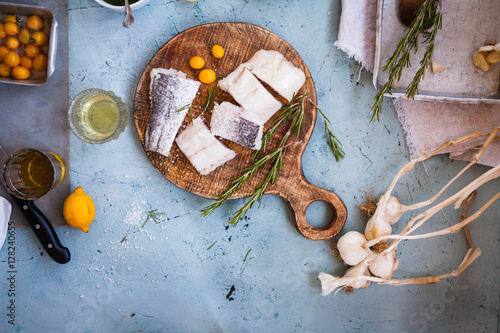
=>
[366,192,499,247]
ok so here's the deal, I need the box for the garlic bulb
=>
[318,260,371,296]
[344,260,371,289]
[384,195,406,225]
[368,250,400,279]
[337,231,373,266]
[365,214,392,241]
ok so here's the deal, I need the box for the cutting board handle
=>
[278,175,347,241]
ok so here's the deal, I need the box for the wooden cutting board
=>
[134,22,347,240]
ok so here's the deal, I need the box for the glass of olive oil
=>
[3,149,67,200]
[68,89,128,144]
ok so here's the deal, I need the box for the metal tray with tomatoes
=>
[0,2,57,86]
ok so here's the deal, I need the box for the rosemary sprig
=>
[207,241,218,251]
[200,143,289,219]
[307,97,345,162]
[142,209,165,228]
[200,87,219,116]
[371,0,442,122]
[200,98,305,225]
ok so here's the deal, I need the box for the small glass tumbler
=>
[3,149,67,200]
[68,89,128,144]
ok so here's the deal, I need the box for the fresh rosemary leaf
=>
[120,235,128,243]
[200,87,219,116]
[244,249,252,262]
[207,241,218,251]
[176,104,190,113]
[142,209,165,228]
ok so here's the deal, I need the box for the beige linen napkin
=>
[335,0,500,167]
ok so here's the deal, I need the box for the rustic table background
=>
[0,0,499,332]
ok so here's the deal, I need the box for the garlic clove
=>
[337,231,372,266]
[368,250,399,279]
[384,195,406,225]
[486,51,500,64]
[473,51,493,72]
[365,214,392,241]
[344,260,371,290]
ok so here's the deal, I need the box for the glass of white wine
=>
[3,149,67,200]
[68,89,128,144]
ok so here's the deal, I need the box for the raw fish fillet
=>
[145,68,200,156]
[176,118,236,175]
[218,64,282,125]
[210,102,263,150]
[245,50,306,102]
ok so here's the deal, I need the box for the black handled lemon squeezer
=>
[1,146,70,264]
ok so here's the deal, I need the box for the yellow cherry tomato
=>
[4,51,20,67]
[33,53,47,70]
[199,69,216,84]
[211,44,224,59]
[20,55,33,69]
[32,31,48,46]
[0,63,10,77]
[3,15,18,24]
[25,44,40,58]
[3,22,18,36]
[5,36,19,50]
[0,23,7,39]
[0,46,9,62]
[12,66,30,80]
[27,15,43,31]
[18,29,32,45]
[189,56,205,69]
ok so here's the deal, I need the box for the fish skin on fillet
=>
[145,68,201,157]
[210,102,263,150]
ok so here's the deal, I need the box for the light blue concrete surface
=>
[1,0,499,332]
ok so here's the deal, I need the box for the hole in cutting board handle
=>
[305,200,335,229]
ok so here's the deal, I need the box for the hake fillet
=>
[218,64,282,125]
[245,50,305,102]
[210,102,263,150]
[176,118,236,175]
[145,68,200,156]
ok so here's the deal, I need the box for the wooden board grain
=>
[134,22,347,240]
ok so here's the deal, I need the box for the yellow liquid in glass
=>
[80,95,120,138]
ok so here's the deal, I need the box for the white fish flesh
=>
[145,68,200,156]
[210,102,263,150]
[218,64,282,125]
[176,118,236,175]
[245,50,305,102]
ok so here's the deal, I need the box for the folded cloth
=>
[0,196,12,250]
[336,0,500,167]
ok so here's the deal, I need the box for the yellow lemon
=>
[63,187,95,233]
